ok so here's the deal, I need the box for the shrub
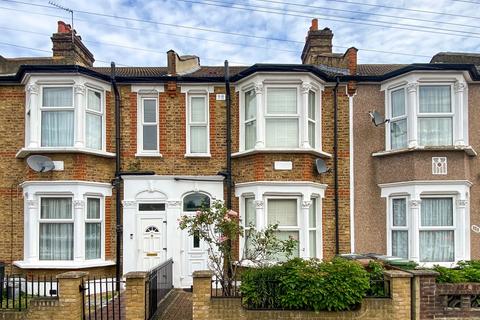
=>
[433,266,466,283]
[433,261,480,283]
[365,260,386,297]
[240,258,370,311]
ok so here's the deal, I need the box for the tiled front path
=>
[155,289,193,320]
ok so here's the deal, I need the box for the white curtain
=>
[390,119,407,149]
[265,118,298,148]
[391,89,405,118]
[308,91,316,120]
[419,86,451,113]
[392,198,406,226]
[308,121,315,148]
[245,90,256,120]
[421,198,453,226]
[41,111,74,147]
[266,88,297,114]
[43,87,72,107]
[418,118,452,146]
[85,224,101,260]
[87,198,100,219]
[420,198,454,262]
[190,126,207,153]
[143,125,157,150]
[143,100,156,123]
[245,198,256,227]
[245,90,256,150]
[86,113,102,150]
[267,199,297,226]
[39,198,73,260]
[392,231,408,259]
[420,231,454,262]
[87,90,101,112]
[309,199,317,228]
[191,97,206,122]
[309,198,317,258]
[245,121,256,150]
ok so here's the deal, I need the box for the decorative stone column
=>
[409,199,421,262]
[407,82,418,148]
[454,81,466,146]
[301,200,312,258]
[73,199,85,261]
[254,83,265,149]
[254,200,264,230]
[26,84,40,148]
[456,199,468,261]
[301,82,312,148]
[25,198,39,262]
[74,84,86,148]
[125,271,148,320]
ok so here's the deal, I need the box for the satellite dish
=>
[368,111,389,126]
[26,155,55,173]
[315,158,330,174]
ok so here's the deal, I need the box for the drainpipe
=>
[111,62,122,291]
[333,77,340,255]
[224,60,232,210]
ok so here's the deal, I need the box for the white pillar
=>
[301,199,312,259]
[26,84,40,148]
[254,83,265,149]
[301,82,312,148]
[25,199,39,262]
[406,82,418,148]
[455,199,468,261]
[454,82,466,146]
[73,199,85,261]
[122,200,138,275]
[167,200,182,288]
[74,85,86,148]
[254,200,264,230]
[409,199,421,262]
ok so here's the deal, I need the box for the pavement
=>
[154,289,193,320]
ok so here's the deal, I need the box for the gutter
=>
[333,77,340,255]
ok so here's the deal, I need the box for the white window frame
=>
[382,73,468,152]
[186,93,210,157]
[264,86,300,149]
[40,85,75,148]
[38,195,74,261]
[85,88,104,150]
[380,180,470,267]
[21,76,112,158]
[137,96,160,156]
[85,196,104,261]
[308,197,321,258]
[17,181,113,269]
[307,90,318,149]
[243,89,257,150]
[387,196,409,259]
[387,87,408,150]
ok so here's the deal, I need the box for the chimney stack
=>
[301,19,333,64]
[166,50,201,76]
[51,21,95,67]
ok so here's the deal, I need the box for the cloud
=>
[0,0,479,67]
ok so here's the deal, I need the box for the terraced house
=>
[0,19,479,289]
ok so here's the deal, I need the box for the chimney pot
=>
[310,19,318,31]
[57,21,71,33]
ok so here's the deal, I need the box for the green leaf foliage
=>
[434,261,480,283]
[240,258,370,311]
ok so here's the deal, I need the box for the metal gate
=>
[80,277,125,320]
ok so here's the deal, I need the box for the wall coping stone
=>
[56,271,88,279]
[384,270,413,278]
[406,269,439,277]
[125,271,148,279]
[193,270,213,278]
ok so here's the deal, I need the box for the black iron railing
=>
[80,277,125,320]
[211,275,241,298]
[146,259,173,320]
[0,275,58,310]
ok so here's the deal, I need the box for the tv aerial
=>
[26,155,55,173]
[368,111,389,126]
[315,158,330,174]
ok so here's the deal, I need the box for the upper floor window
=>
[139,97,159,154]
[240,79,323,153]
[41,87,74,147]
[24,77,108,155]
[187,94,209,156]
[384,76,467,151]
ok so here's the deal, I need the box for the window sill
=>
[232,148,332,159]
[16,147,116,159]
[135,152,163,158]
[13,260,116,269]
[184,153,212,158]
[372,145,477,158]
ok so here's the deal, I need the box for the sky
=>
[0,0,479,67]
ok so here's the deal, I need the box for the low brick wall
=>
[410,270,480,320]
[192,270,413,320]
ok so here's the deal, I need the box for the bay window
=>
[309,198,319,258]
[41,87,74,147]
[267,198,300,260]
[384,76,467,151]
[239,78,324,154]
[18,181,112,268]
[86,89,103,150]
[265,88,299,148]
[390,198,408,259]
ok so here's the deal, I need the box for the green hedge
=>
[434,261,480,283]
[240,258,370,311]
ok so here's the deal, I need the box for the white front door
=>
[181,229,209,287]
[139,218,164,270]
